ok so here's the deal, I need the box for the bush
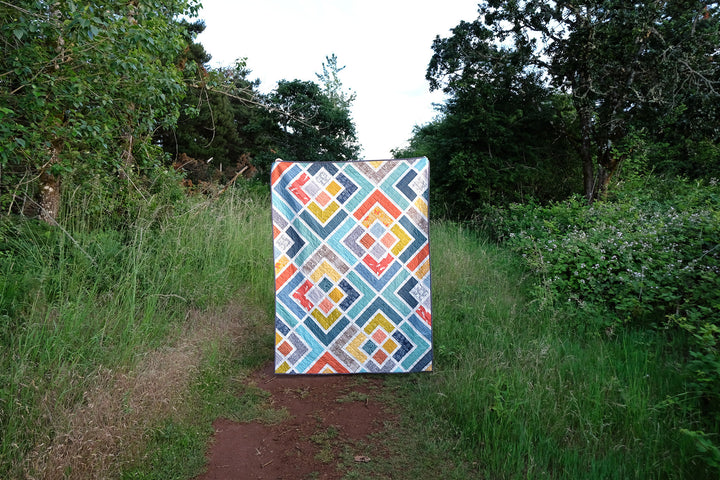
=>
[481,177,720,471]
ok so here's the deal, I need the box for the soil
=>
[196,361,396,480]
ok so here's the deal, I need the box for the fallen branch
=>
[217,166,248,196]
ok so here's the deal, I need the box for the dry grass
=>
[23,302,249,480]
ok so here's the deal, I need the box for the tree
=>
[158,51,359,183]
[403,18,578,216]
[632,3,720,178]
[316,53,357,110]
[428,1,720,201]
[159,56,281,183]
[1,0,200,221]
[156,20,244,172]
[154,23,263,183]
[268,79,360,165]
[215,60,279,177]
[397,49,578,217]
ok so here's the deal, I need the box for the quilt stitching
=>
[272,158,432,374]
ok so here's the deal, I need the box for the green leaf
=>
[13,27,25,41]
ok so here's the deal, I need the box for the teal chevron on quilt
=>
[271,158,433,374]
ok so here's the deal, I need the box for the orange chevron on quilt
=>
[271,158,433,374]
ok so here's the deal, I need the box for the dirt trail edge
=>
[196,361,396,480]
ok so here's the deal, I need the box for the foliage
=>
[4,181,718,477]
[157,49,360,182]
[55,147,188,229]
[483,177,720,471]
[484,178,720,325]
[394,87,579,218]
[315,53,357,110]
[267,79,360,166]
[0,0,200,218]
[374,221,710,478]
[155,34,279,182]
[156,34,243,172]
[425,1,720,201]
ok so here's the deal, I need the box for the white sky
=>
[195,0,480,159]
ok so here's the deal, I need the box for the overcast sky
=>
[195,0,480,159]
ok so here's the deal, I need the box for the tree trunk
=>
[595,147,622,200]
[578,105,595,203]
[39,3,65,224]
[39,141,62,223]
[119,131,135,179]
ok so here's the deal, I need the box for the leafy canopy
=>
[1,0,201,215]
[424,1,720,202]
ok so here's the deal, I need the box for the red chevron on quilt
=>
[271,158,433,374]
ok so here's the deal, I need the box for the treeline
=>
[0,1,359,224]
[6,1,717,224]
[395,1,720,216]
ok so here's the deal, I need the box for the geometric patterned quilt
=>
[271,158,432,374]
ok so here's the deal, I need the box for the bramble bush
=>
[480,177,720,470]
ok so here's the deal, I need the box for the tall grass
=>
[0,182,273,478]
[394,221,707,479]
[3,183,713,479]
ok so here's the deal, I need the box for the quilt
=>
[271,158,433,374]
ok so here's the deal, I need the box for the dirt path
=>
[21,301,401,479]
[196,362,396,480]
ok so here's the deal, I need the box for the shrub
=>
[481,177,720,470]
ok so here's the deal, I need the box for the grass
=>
[2,186,714,479]
[376,221,708,479]
[0,182,276,479]
[310,425,341,464]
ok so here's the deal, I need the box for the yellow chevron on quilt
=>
[271,158,433,374]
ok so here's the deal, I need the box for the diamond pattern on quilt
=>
[272,158,432,374]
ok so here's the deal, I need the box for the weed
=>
[336,391,370,403]
[310,425,340,464]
